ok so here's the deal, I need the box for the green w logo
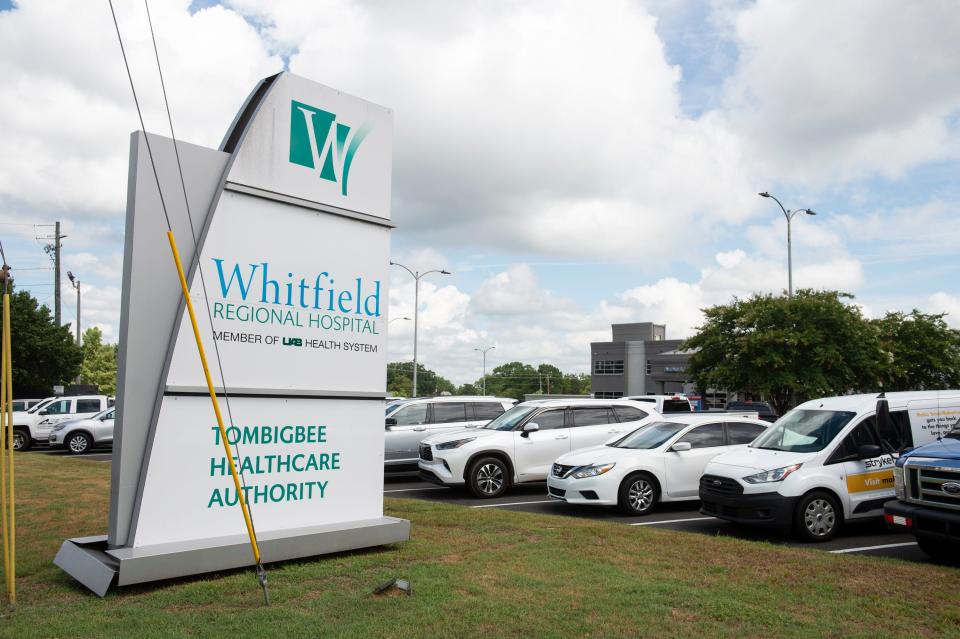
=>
[289,100,372,196]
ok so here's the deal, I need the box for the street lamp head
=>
[67,271,75,283]
[440,269,451,275]
[758,191,771,198]
[805,209,817,216]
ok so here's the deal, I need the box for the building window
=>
[646,360,652,375]
[593,360,624,375]
[594,391,624,399]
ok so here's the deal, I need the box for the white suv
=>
[13,395,113,451]
[385,396,516,468]
[418,399,659,498]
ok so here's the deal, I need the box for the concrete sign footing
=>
[55,516,410,597]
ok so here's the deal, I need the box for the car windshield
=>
[483,405,538,430]
[385,402,403,416]
[610,421,685,449]
[27,399,53,414]
[750,409,856,453]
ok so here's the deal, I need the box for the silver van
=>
[385,396,516,468]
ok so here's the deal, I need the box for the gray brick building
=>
[590,322,696,399]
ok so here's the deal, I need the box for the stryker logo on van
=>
[289,100,372,196]
[211,258,381,317]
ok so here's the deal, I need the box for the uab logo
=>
[289,100,371,196]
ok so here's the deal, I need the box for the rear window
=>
[726,421,766,445]
[613,406,648,423]
[663,399,691,412]
[77,399,102,413]
[473,402,506,420]
[572,407,615,427]
[432,403,466,424]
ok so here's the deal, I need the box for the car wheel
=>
[794,491,842,542]
[916,536,960,565]
[66,432,92,455]
[467,456,509,498]
[618,473,658,515]
[12,428,30,451]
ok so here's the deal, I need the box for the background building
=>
[590,322,698,399]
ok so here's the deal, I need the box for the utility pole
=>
[39,222,66,324]
[54,221,63,325]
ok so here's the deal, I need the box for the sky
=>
[0,0,958,385]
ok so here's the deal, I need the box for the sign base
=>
[55,516,410,597]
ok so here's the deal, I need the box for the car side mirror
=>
[858,444,882,459]
[670,442,692,452]
[521,422,539,438]
[385,417,397,429]
[38,408,49,415]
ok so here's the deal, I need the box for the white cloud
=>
[719,0,960,185]
[0,0,282,215]
[228,0,762,261]
[930,292,960,328]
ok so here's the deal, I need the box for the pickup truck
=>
[885,419,960,564]
[12,395,113,451]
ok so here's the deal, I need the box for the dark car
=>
[724,401,778,423]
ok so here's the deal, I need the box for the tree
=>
[683,290,884,415]
[1,289,82,397]
[80,327,119,395]
[386,361,455,397]
[873,311,960,391]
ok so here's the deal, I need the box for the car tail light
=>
[884,513,912,527]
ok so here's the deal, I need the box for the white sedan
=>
[546,414,770,515]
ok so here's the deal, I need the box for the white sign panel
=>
[166,190,390,394]
[133,396,385,547]
[229,74,394,220]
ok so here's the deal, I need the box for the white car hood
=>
[706,446,817,474]
[555,445,647,467]
[421,427,502,445]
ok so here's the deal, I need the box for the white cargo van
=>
[699,391,960,541]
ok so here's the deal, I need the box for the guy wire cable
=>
[141,0,269,602]
[142,0,269,602]
[107,0,268,604]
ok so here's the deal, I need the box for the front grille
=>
[548,486,566,498]
[419,443,433,461]
[904,463,960,511]
[552,463,576,478]
[700,474,744,497]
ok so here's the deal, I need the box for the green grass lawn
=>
[1,453,959,638]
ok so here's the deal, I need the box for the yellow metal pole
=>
[165,231,261,566]
[4,290,13,604]
[0,289,8,602]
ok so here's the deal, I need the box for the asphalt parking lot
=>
[383,472,934,564]
[25,449,930,564]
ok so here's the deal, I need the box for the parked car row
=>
[415,390,960,560]
[9,394,114,451]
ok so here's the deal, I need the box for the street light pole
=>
[390,262,451,397]
[474,346,495,395]
[758,192,816,297]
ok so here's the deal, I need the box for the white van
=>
[699,391,960,541]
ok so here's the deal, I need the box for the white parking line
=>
[630,516,717,526]
[471,499,558,509]
[384,487,448,493]
[829,542,918,554]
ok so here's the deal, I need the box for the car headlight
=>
[52,423,69,432]
[893,466,905,499]
[571,463,616,479]
[436,437,476,450]
[743,464,802,484]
